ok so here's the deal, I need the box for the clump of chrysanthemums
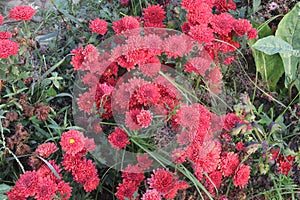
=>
[6,130,100,200]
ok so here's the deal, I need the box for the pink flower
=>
[136,110,153,128]
[35,177,57,200]
[35,142,58,158]
[89,18,108,35]
[9,6,35,21]
[112,16,140,35]
[56,181,72,200]
[233,164,251,188]
[108,127,130,149]
[236,142,245,151]
[141,190,161,200]
[60,130,85,155]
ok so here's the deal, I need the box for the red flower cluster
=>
[270,149,295,176]
[147,168,189,199]
[233,164,251,188]
[112,16,140,35]
[7,163,72,200]
[89,18,108,35]
[9,6,35,21]
[60,130,100,192]
[108,127,130,149]
[143,4,166,28]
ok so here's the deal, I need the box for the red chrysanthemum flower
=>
[0,31,12,40]
[72,159,99,184]
[247,28,258,40]
[163,34,194,58]
[143,4,165,24]
[60,130,85,155]
[220,152,240,177]
[187,3,212,25]
[82,73,99,86]
[141,189,161,200]
[233,19,252,36]
[62,153,82,172]
[37,160,62,182]
[70,45,85,70]
[278,160,293,175]
[35,142,58,158]
[236,141,245,151]
[108,127,130,149]
[210,13,234,36]
[35,177,57,200]
[223,56,235,66]
[223,113,240,132]
[139,56,161,77]
[125,109,142,130]
[0,14,4,25]
[137,153,153,170]
[164,180,189,199]
[115,181,138,200]
[136,110,153,128]
[77,90,95,114]
[189,24,214,44]
[122,164,145,184]
[176,104,200,130]
[214,0,236,12]
[135,84,161,106]
[148,169,174,194]
[205,170,222,193]
[171,148,186,164]
[112,16,140,35]
[233,164,251,188]
[56,181,72,200]
[184,56,212,76]
[9,171,38,198]
[0,39,18,58]
[6,188,26,200]
[9,6,35,21]
[89,18,108,35]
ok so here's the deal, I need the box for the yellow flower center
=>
[69,138,75,144]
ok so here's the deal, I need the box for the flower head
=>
[0,39,18,58]
[108,127,130,149]
[143,4,166,27]
[220,152,240,177]
[89,18,108,35]
[9,6,35,21]
[0,31,12,40]
[60,130,85,155]
[141,189,161,200]
[112,16,140,35]
[115,181,138,200]
[233,164,251,188]
[35,142,58,158]
[148,169,174,194]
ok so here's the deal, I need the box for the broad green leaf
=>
[249,22,284,91]
[275,2,300,87]
[253,36,294,56]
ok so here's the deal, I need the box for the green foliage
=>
[252,3,300,92]
[249,22,285,91]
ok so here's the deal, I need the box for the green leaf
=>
[249,22,285,91]
[0,184,11,200]
[253,36,294,56]
[47,86,57,97]
[275,2,300,87]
